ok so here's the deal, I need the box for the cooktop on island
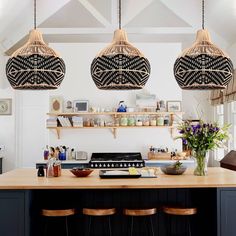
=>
[89,152,145,169]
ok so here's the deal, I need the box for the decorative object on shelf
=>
[64,100,73,113]
[176,120,230,176]
[167,101,182,112]
[6,0,65,90]
[0,98,12,115]
[73,100,89,112]
[173,0,233,90]
[90,0,151,90]
[117,101,127,112]
[136,93,156,108]
[49,96,63,113]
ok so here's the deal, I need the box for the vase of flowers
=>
[176,121,230,176]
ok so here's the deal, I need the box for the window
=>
[213,104,225,161]
[228,101,236,150]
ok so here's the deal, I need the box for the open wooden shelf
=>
[47,125,176,139]
[47,111,183,116]
[47,111,182,139]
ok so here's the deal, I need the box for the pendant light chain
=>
[202,0,204,29]
[119,0,121,29]
[34,0,36,29]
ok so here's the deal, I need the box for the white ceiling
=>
[1,0,236,55]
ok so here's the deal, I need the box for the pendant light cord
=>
[118,0,121,29]
[202,0,205,29]
[34,0,36,29]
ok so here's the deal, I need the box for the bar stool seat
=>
[123,208,157,216]
[41,208,76,236]
[123,208,157,236]
[42,209,76,217]
[83,208,116,236]
[83,208,116,216]
[163,206,197,236]
[163,206,197,216]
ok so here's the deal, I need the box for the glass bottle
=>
[43,145,49,160]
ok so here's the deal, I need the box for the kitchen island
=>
[0,167,235,236]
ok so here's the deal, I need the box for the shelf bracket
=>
[56,127,61,139]
[111,128,117,139]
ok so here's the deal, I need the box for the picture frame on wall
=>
[64,100,73,113]
[136,94,156,107]
[167,101,182,112]
[0,98,12,115]
[49,96,63,113]
[73,100,89,112]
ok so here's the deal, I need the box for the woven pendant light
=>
[6,0,65,90]
[91,0,151,90]
[174,0,233,90]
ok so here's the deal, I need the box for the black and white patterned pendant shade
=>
[174,29,233,90]
[91,29,151,90]
[6,29,66,90]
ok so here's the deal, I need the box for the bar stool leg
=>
[130,216,134,236]
[87,216,92,236]
[149,216,155,236]
[43,218,48,236]
[187,217,191,236]
[108,216,112,236]
[65,216,69,236]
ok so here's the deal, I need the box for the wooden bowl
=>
[160,165,187,175]
[70,168,93,177]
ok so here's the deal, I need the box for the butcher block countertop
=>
[0,167,236,190]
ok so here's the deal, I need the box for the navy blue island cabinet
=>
[218,188,236,236]
[0,168,236,236]
[0,190,31,236]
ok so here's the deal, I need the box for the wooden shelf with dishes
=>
[46,111,183,139]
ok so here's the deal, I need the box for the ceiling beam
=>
[122,0,154,27]
[77,0,111,28]
[159,0,229,49]
[39,27,195,35]
[2,0,71,53]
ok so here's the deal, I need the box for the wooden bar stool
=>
[123,208,157,236]
[163,206,197,236]
[83,208,116,236]
[41,208,76,236]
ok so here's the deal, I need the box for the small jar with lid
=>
[128,116,135,126]
[143,116,150,126]
[136,118,143,126]
[120,116,128,126]
[150,115,157,126]
[114,117,120,127]
[164,115,170,126]
[157,115,164,126]
[84,118,91,127]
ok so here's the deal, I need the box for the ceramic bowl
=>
[70,168,93,177]
[160,165,187,175]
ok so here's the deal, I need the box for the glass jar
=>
[128,116,135,126]
[157,115,164,126]
[150,115,157,126]
[136,116,143,126]
[120,116,128,126]
[84,118,90,127]
[164,116,170,126]
[143,116,150,126]
[114,117,120,127]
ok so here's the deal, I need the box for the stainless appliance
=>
[89,152,145,169]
